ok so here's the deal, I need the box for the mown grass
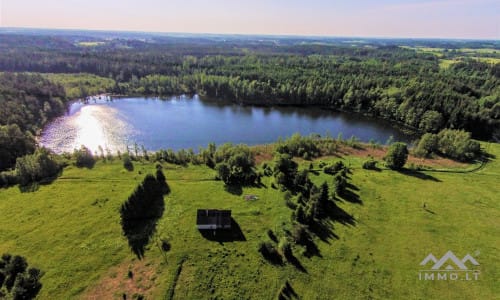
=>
[0,143,499,299]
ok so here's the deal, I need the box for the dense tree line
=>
[0,73,66,171]
[0,254,42,300]
[0,35,498,141]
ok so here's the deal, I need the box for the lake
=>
[40,95,413,153]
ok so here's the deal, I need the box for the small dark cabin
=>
[196,209,232,230]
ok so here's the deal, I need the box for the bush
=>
[0,171,18,187]
[384,142,408,170]
[122,153,134,171]
[362,159,378,170]
[275,133,320,158]
[0,253,42,300]
[214,144,257,185]
[323,161,345,175]
[273,153,298,189]
[414,133,439,158]
[15,148,61,185]
[437,129,481,161]
[414,129,481,161]
[74,145,95,168]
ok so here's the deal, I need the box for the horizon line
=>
[1,26,499,42]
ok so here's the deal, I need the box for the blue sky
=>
[0,0,498,39]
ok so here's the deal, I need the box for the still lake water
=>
[40,95,412,153]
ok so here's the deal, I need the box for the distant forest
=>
[0,32,499,170]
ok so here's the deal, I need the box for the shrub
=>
[414,129,480,161]
[15,148,61,185]
[122,153,134,171]
[0,171,19,187]
[74,145,95,168]
[323,161,345,175]
[436,129,480,161]
[275,133,320,158]
[362,159,378,170]
[214,144,257,185]
[414,133,439,158]
[0,253,42,300]
[161,239,171,252]
[384,142,408,170]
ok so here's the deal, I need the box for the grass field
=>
[399,46,500,69]
[41,73,116,99]
[77,42,106,47]
[0,143,499,299]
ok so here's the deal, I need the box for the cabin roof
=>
[196,209,231,226]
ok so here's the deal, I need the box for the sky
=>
[0,0,498,39]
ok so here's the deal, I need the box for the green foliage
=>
[275,133,320,158]
[122,153,134,171]
[362,158,378,170]
[418,110,443,133]
[0,254,42,300]
[323,161,345,175]
[0,73,67,170]
[0,170,18,187]
[414,133,439,158]
[0,143,499,299]
[436,129,481,161]
[214,144,257,185]
[1,39,499,140]
[384,142,409,170]
[42,73,115,99]
[414,129,481,161]
[273,153,298,189]
[73,146,95,168]
[0,124,36,171]
[15,148,61,185]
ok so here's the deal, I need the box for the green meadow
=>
[0,143,499,299]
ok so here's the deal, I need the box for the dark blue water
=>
[40,95,412,153]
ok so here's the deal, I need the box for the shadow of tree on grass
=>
[397,169,441,182]
[198,218,247,243]
[121,171,169,259]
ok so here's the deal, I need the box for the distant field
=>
[401,46,500,67]
[439,59,458,69]
[41,73,115,99]
[0,143,499,299]
[77,41,106,47]
[460,48,499,54]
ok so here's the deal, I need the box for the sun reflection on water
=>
[40,104,134,154]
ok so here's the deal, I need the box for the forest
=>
[0,32,498,172]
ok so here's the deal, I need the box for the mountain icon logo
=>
[420,251,479,270]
